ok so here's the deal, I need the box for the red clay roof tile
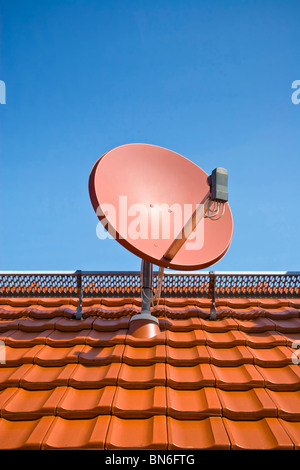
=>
[34,345,85,366]
[235,317,276,332]
[217,388,277,420]
[57,386,115,418]
[211,364,264,390]
[167,417,230,450]
[45,329,91,347]
[4,345,44,366]
[272,318,300,333]
[249,346,293,368]
[207,346,254,366]
[1,294,300,450]
[19,364,76,390]
[78,344,125,365]
[162,317,202,331]
[166,387,221,419]
[1,387,67,420]
[123,344,166,366]
[200,318,239,332]
[266,390,300,421]
[0,387,18,414]
[0,416,54,449]
[118,363,166,389]
[166,363,215,389]
[42,415,110,449]
[106,415,168,450]
[166,345,210,366]
[69,363,121,389]
[256,365,300,391]
[125,330,166,347]
[85,329,127,347]
[166,329,206,347]
[0,364,33,389]
[17,318,58,332]
[112,386,166,418]
[92,317,130,331]
[279,420,300,449]
[277,331,300,347]
[54,317,95,331]
[2,329,53,347]
[203,330,245,348]
[243,330,286,348]
[223,418,293,450]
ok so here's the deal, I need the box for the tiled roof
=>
[0,295,300,450]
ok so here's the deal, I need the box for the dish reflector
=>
[89,143,233,271]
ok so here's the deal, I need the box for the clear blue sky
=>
[0,0,299,272]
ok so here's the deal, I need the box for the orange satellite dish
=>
[89,143,233,271]
[89,143,233,333]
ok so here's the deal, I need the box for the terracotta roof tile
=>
[106,416,168,450]
[256,365,300,391]
[236,317,276,332]
[78,344,125,365]
[118,363,166,388]
[266,390,300,421]
[200,318,239,332]
[166,363,215,389]
[17,318,58,332]
[92,317,130,331]
[204,330,245,348]
[207,346,254,366]
[223,418,293,449]
[217,388,277,419]
[167,417,230,450]
[69,363,121,389]
[1,294,300,449]
[249,346,293,368]
[243,330,286,348]
[166,330,206,347]
[112,386,166,418]
[123,344,166,366]
[162,317,202,331]
[166,345,210,366]
[279,420,300,449]
[57,386,115,418]
[0,387,18,413]
[211,364,264,390]
[277,331,300,347]
[1,387,67,420]
[20,364,77,390]
[4,345,44,366]
[86,329,128,347]
[0,364,33,389]
[2,330,53,347]
[271,318,300,333]
[0,416,54,449]
[42,415,110,449]
[54,317,95,331]
[34,345,85,366]
[166,387,221,419]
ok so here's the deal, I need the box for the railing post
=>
[76,270,83,320]
[209,271,217,320]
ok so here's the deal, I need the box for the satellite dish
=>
[89,143,233,333]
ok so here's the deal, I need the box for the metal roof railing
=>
[0,271,299,299]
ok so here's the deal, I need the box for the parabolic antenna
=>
[89,143,233,331]
[89,143,233,271]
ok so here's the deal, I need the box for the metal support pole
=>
[141,260,153,314]
[130,259,159,325]
[209,270,217,320]
[76,270,83,320]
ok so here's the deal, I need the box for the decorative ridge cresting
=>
[0,271,299,299]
